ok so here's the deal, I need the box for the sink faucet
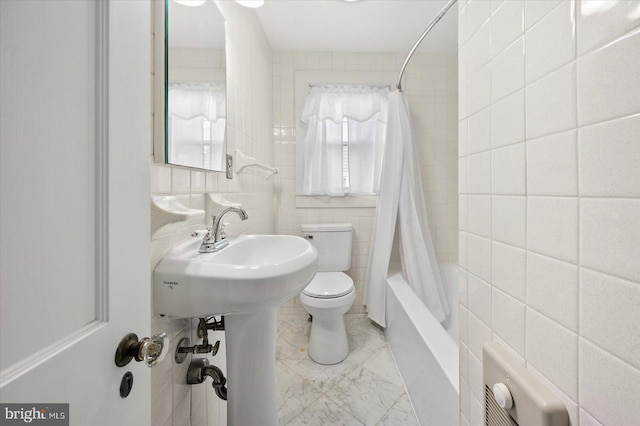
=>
[199,207,249,253]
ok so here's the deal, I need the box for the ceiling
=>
[255,0,458,54]
[169,0,225,49]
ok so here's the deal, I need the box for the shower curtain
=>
[364,91,449,327]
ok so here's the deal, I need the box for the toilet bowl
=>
[300,272,355,364]
[299,223,355,365]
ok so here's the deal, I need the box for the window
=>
[299,84,389,196]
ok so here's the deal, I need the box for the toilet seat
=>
[303,272,354,299]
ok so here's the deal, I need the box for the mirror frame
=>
[153,0,230,175]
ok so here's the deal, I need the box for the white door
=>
[0,1,152,425]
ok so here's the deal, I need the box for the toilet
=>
[299,223,355,365]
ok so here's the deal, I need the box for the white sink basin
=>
[154,234,318,318]
[154,234,318,426]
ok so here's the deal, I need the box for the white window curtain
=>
[168,82,226,122]
[168,82,226,169]
[300,85,389,196]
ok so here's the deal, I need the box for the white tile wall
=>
[490,0,523,57]
[459,231,468,269]
[467,195,491,238]
[149,2,274,425]
[467,22,491,76]
[491,38,524,101]
[579,269,640,370]
[524,0,563,30]
[467,152,491,194]
[526,252,578,331]
[525,62,577,139]
[579,409,603,426]
[580,198,640,283]
[459,1,640,424]
[272,51,458,314]
[468,273,492,326]
[527,196,578,263]
[468,63,492,115]
[459,118,469,157]
[578,115,640,197]
[468,392,483,426]
[467,313,492,363]
[465,0,491,38]
[491,89,525,148]
[459,306,469,343]
[467,107,491,154]
[524,0,575,84]
[491,242,525,301]
[491,142,525,194]
[527,130,578,196]
[579,339,640,426]
[576,30,640,126]
[576,0,640,55]
[491,195,525,248]
[491,288,525,356]
[460,375,470,422]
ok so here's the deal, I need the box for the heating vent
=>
[483,343,569,426]
[485,385,518,426]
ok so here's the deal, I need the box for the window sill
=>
[295,195,377,209]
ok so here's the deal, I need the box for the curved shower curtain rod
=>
[396,0,458,91]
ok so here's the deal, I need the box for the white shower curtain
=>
[364,91,449,327]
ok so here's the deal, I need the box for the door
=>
[0,1,152,425]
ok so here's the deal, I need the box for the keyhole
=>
[120,371,134,398]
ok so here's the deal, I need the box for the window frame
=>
[294,70,395,208]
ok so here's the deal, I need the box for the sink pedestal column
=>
[225,307,278,426]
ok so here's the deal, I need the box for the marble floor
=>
[275,313,419,426]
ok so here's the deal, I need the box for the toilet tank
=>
[301,223,353,272]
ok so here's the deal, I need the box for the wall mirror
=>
[154,0,227,172]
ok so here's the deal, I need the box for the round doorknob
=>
[115,332,169,367]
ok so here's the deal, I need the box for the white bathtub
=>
[385,263,459,425]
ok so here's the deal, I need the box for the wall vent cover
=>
[483,343,569,426]
[485,384,519,426]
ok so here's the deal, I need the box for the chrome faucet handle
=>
[202,226,215,242]
[198,225,217,253]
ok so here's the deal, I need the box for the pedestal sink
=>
[153,234,318,426]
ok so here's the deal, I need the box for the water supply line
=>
[176,316,228,400]
[395,0,458,91]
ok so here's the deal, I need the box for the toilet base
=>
[308,314,349,365]
[300,289,355,365]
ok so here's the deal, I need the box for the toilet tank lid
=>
[301,223,353,232]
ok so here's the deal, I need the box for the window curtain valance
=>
[301,85,389,124]
[300,85,389,196]
[168,82,226,122]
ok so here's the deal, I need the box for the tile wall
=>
[149,1,273,425]
[273,51,459,314]
[458,1,640,425]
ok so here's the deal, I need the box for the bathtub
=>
[385,263,459,425]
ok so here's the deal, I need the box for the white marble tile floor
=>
[276,313,419,426]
